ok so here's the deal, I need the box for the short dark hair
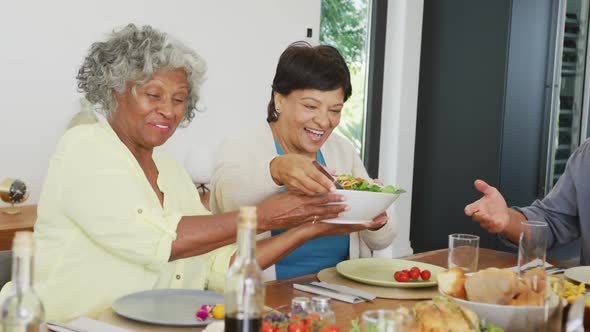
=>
[266,42,352,122]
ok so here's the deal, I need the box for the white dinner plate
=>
[112,289,223,326]
[564,266,590,284]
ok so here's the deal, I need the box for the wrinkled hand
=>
[257,191,348,231]
[270,155,335,195]
[300,212,389,237]
[464,179,510,233]
[367,212,388,230]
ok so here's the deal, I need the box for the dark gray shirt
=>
[510,139,590,264]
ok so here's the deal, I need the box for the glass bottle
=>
[0,231,46,332]
[224,207,264,332]
[310,296,335,325]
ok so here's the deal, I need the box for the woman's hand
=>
[270,154,335,195]
[464,179,511,233]
[366,212,388,230]
[256,191,348,231]
[297,212,389,238]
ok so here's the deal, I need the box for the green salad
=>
[335,174,406,194]
[479,322,505,332]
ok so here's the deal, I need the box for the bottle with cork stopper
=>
[224,207,264,332]
[0,231,46,332]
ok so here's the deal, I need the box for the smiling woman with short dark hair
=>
[211,42,395,280]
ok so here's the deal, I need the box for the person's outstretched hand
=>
[464,179,511,233]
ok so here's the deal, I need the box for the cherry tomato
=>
[421,269,432,281]
[409,269,420,280]
[303,313,320,328]
[393,271,401,281]
[410,266,421,274]
[262,322,277,332]
[398,271,410,282]
[401,269,409,274]
[307,313,321,321]
[288,323,309,332]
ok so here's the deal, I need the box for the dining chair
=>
[0,250,12,288]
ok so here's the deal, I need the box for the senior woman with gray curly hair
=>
[0,24,347,321]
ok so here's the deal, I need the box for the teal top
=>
[271,140,349,279]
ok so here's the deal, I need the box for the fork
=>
[312,161,343,190]
[521,265,566,274]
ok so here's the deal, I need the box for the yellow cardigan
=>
[0,122,233,321]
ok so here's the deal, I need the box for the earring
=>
[275,108,281,114]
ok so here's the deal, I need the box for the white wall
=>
[0,0,423,259]
[0,0,320,206]
[374,0,424,258]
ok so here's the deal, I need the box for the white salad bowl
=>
[323,189,400,224]
[446,294,562,331]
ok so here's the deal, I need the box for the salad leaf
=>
[335,174,406,194]
[480,322,505,332]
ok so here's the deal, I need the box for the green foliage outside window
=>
[320,0,369,154]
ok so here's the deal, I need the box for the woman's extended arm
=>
[171,191,349,261]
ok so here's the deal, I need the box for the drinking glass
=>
[448,234,479,272]
[517,220,548,275]
[522,270,565,331]
[361,309,412,332]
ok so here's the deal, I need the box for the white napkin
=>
[48,317,133,332]
[293,282,375,303]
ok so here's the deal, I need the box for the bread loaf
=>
[437,267,467,299]
[464,267,519,304]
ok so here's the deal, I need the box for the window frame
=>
[362,0,388,178]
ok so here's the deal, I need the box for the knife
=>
[294,283,366,304]
[312,160,343,190]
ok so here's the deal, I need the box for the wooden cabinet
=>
[0,205,36,250]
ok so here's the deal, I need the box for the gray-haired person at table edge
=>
[465,138,590,265]
[0,24,349,322]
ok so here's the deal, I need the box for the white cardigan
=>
[210,123,396,280]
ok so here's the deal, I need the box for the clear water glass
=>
[448,234,480,272]
[517,220,548,275]
[522,270,565,331]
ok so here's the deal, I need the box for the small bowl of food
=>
[438,267,563,331]
[323,175,405,224]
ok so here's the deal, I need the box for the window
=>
[320,0,387,177]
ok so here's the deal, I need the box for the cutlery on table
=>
[294,281,376,303]
[46,321,88,332]
[520,264,567,274]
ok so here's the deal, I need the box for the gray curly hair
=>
[77,23,206,123]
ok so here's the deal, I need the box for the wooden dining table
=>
[81,247,541,331]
